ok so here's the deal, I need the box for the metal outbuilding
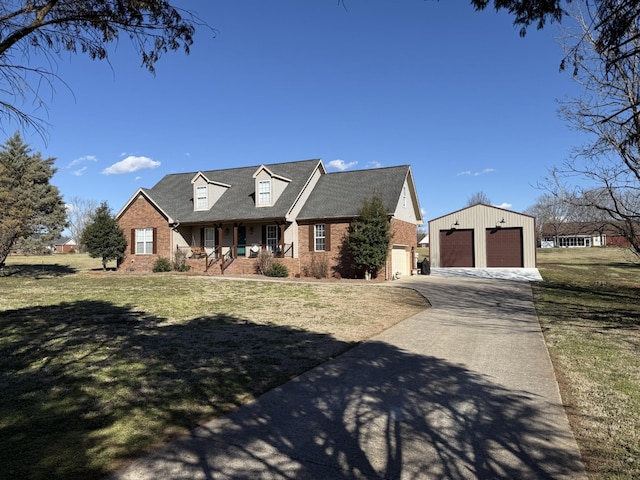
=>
[428,204,536,268]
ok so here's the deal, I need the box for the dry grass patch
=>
[533,247,640,480]
[0,256,428,480]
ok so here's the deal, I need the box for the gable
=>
[253,165,292,207]
[392,169,422,224]
[191,172,231,211]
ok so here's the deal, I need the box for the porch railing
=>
[176,243,293,270]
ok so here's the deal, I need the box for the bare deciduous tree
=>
[550,5,640,255]
[0,1,206,136]
[66,196,98,252]
[525,193,574,247]
[466,191,491,207]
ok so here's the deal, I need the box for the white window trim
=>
[314,224,326,252]
[135,228,153,255]
[204,227,216,248]
[195,185,208,210]
[266,225,278,251]
[258,180,271,205]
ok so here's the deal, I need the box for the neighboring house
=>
[540,221,638,248]
[53,237,77,254]
[116,159,422,279]
[418,235,429,247]
[428,204,537,268]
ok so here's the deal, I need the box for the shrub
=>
[255,250,273,275]
[152,257,173,272]
[303,253,329,279]
[173,250,191,272]
[265,261,288,277]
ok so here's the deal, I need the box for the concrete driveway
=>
[112,274,586,480]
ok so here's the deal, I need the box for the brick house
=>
[540,221,640,248]
[116,159,422,280]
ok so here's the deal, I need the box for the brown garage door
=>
[440,229,474,267]
[486,227,523,267]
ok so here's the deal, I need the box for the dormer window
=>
[190,172,230,212]
[258,180,271,205]
[253,165,290,208]
[195,185,208,210]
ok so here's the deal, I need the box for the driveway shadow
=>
[114,339,585,479]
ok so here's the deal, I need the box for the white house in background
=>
[418,235,429,247]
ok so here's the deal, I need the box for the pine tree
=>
[0,132,66,267]
[81,202,127,270]
[348,195,392,279]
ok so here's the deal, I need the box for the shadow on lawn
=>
[534,281,640,328]
[1,262,77,277]
[0,300,352,480]
[1,294,587,480]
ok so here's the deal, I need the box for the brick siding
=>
[117,195,171,272]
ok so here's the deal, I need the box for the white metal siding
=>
[428,204,536,268]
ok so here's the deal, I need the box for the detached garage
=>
[428,204,536,268]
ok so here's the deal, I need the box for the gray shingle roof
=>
[297,165,410,220]
[144,159,322,223]
[130,160,412,224]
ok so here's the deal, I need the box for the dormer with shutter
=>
[253,165,291,207]
[191,172,231,211]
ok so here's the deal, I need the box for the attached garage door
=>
[439,229,474,267]
[391,246,409,277]
[486,227,523,267]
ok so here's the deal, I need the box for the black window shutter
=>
[309,224,314,251]
[131,229,135,254]
[326,223,331,251]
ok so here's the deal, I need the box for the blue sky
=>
[6,0,586,225]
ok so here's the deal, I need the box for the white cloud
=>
[72,166,88,177]
[68,155,97,168]
[327,159,357,171]
[102,155,161,175]
[367,160,383,169]
[457,168,495,177]
[494,202,512,209]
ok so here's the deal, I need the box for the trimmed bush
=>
[265,261,288,277]
[152,257,173,273]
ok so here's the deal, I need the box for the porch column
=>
[279,223,286,253]
[217,226,223,258]
[233,225,238,258]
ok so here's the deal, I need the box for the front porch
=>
[174,222,293,274]
[177,242,294,275]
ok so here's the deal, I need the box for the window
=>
[315,224,326,251]
[266,225,278,251]
[135,228,153,254]
[195,185,208,210]
[258,180,271,205]
[204,228,215,248]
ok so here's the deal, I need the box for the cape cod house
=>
[116,159,422,280]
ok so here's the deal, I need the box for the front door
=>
[237,226,246,256]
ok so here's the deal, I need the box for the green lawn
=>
[533,247,640,480]
[1,254,428,480]
[3,250,639,479]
